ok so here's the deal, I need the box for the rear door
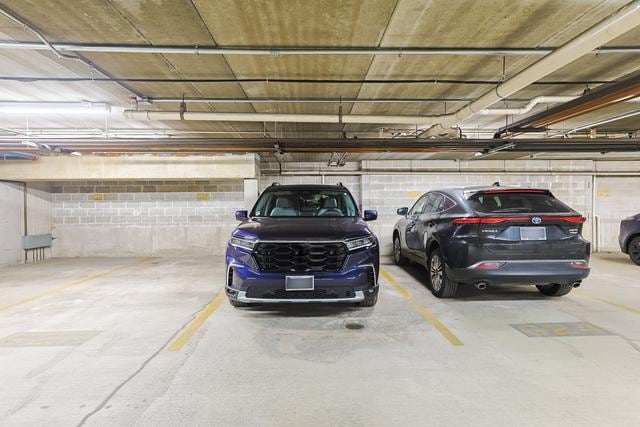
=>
[467,190,587,260]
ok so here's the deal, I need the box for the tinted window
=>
[251,189,358,217]
[409,195,428,215]
[468,192,572,214]
[439,195,456,212]
[423,193,444,214]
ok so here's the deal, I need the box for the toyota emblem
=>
[531,216,542,225]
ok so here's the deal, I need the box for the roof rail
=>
[336,182,344,187]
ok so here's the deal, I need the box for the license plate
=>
[520,226,547,241]
[285,276,314,291]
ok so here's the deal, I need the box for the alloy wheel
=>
[430,253,443,291]
[631,240,640,263]
[393,237,401,263]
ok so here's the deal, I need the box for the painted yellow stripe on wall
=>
[380,267,463,346]
[0,257,152,313]
[167,291,226,352]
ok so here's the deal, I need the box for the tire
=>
[356,291,378,307]
[229,298,250,308]
[536,283,574,297]
[629,236,640,266]
[428,247,458,298]
[393,234,408,266]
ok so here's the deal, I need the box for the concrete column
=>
[244,179,259,210]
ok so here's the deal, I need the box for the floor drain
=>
[345,322,364,330]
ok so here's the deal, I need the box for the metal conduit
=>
[1,40,640,56]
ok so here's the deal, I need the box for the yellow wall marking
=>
[0,257,152,313]
[575,290,640,315]
[380,268,463,346]
[90,193,105,201]
[167,291,226,352]
[407,191,422,199]
[196,192,210,201]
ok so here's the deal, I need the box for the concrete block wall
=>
[361,173,592,254]
[51,180,246,257]
[260,160,605,255]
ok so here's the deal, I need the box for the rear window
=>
[468,192,572,214]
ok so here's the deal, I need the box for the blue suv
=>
[225,183,379,307]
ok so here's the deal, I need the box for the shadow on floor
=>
[390,262,551,302]
[240,303,369,318]
[593,252,634,266]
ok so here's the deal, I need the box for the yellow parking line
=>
[167,291,226,352]
[0,257,153,313]
[575,290,640,315]
[380,267,463,346]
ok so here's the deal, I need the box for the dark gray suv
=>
[619,214,640,265]
[393,185,590,298]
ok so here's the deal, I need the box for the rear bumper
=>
[447,259,590,286]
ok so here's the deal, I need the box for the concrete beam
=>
[0,154,259,181]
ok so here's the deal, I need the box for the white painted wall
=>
[595,177,640,251]
[0,182,53,267]
[0,181,24,267]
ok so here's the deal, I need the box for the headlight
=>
[345,236,376,251]
[230,236,257,251]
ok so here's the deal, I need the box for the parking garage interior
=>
[1,1,640,425]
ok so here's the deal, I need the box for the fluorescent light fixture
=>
[0,102,111,115]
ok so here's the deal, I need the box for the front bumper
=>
[225,243,379,303]
[447,259,590,286]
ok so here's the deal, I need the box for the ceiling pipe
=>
[123,110,436,125]
[0,138,639,154]
[565,109,640,135]
[2,40,640,56]
[498,69,640,135]
[420,0,640,137]
[141,97,477,104]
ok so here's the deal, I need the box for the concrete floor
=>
[0,254,639,426]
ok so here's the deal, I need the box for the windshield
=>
[251,189,358,217]
[468,192,572,214]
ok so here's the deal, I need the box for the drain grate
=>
[0,330,100,347]
[345,322,365,330]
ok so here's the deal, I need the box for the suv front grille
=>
[253,242,348,272]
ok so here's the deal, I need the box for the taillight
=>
[542,216,586,224]
[452,217,529,224]
[453,216,586,224]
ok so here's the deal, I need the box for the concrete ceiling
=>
[0,0,640,162]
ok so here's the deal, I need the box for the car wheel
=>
[393,235,408,266]
[629,236,640,266]
[428,248,458,298]
[356,291,378,307]
[229,298,250,308]
[536,283,574,297]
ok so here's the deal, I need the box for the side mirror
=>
[235,210,248,221]
[363,210,378,221]
[397,207,408,216]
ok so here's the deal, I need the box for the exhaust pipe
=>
[572,281,582,288]
[475,282,488,291]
